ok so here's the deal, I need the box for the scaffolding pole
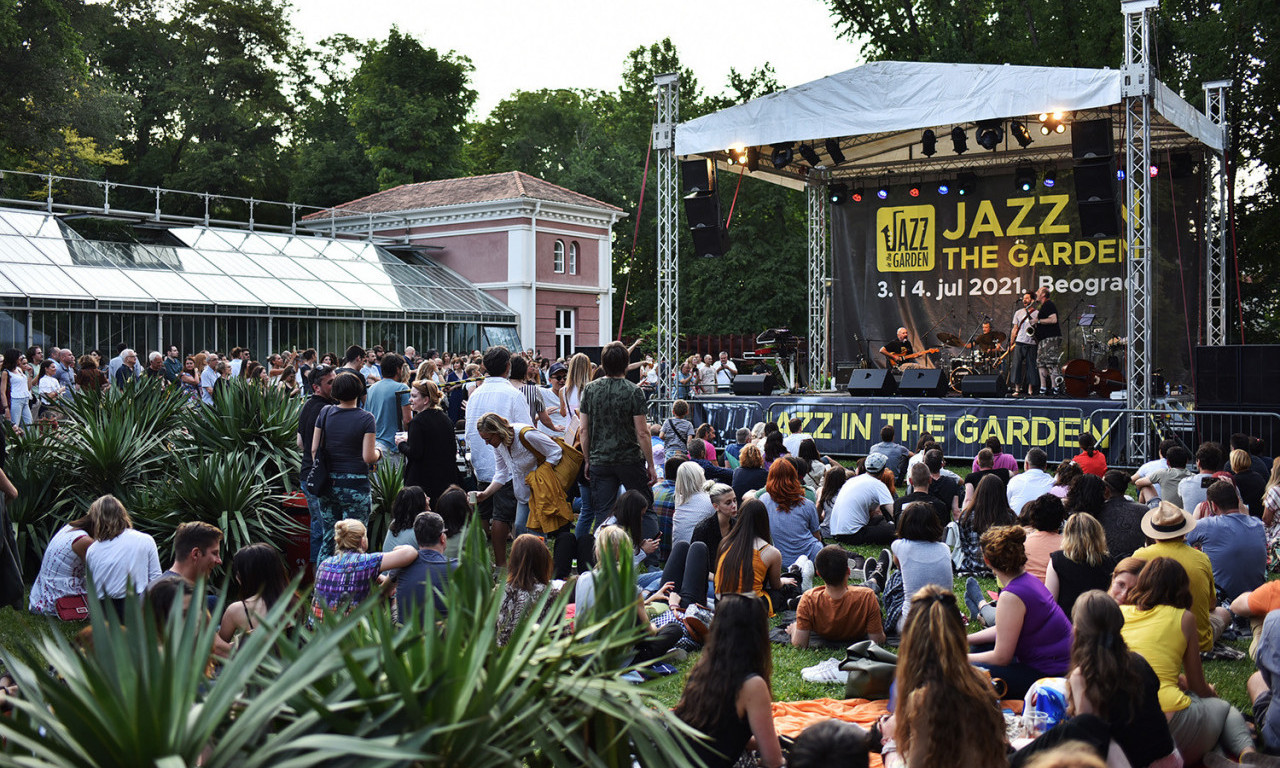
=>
[653,73,679,408]
[1203,80,1231,347]
[1121,0,1158,463]
[806,178,830,390]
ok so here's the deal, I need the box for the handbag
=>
[55,594,89,621]
[303,406,334,496]
[840,639,899,700]
[519,426,583,494]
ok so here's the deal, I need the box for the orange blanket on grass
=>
[771,697,1024,768]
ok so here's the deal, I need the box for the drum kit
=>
[935,328,1009,392]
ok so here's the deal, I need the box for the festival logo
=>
[875,205,934,272]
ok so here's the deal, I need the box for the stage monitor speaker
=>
[846,368,897,396]
[574,346,602,364]
[683,191,721,229]
[681,158,715,194]
[1071,118,1114,160]
[1073,158,1117,202]
[691,226,729,258]
[833,360,864,391]
[898,368,949,397]
[731,374,773,396]
[961,374,1008,398]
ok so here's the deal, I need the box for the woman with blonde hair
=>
[1045,512,1113,617]
[883,584,1006,768]
[670,461,711,545]
[562,352,593,417]
[311,519,416,621]
[473,411,567,563]
[1230,448,1265,518]
[574,525,683,660]
[396,378,460,508]
[1263,457,1280,566]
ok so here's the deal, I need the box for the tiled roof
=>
[303,171,623,220]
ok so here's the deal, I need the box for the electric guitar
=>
[884,347,939,367]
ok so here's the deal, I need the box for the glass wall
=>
[214,316,269,358]
[31,311,95,357]
[100,313,158,359]
[271,317,314,353]
[162,314,219,356]
[317,319,362,359]
[0,311,26,351]
[450,323,481,356]
[366,320,403,354]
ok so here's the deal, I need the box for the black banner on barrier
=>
[830,167,1203,387]
[688,396,1125,465]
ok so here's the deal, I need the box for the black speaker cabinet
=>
[574,346,602,364]
[898,368,949,397]
[1196,345,1280,407]
[846,369,897,396]
[731,373,773,396]
[961,374,1008,398]
[1071,118,1114,160]
[680,157,715,194]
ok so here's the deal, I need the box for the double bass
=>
[1061,358,1125,398]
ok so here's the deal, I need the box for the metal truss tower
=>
[806,178,830,390]
[653,73,679,405]
[1121,0,1158,463]
[1203,80,1231,347]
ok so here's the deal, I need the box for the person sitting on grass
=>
[786,545,885,649]
[311,519,417,623]
[496,534,564,647]
[217,543,290,647]
[787,719,873,768]
[714,499,798,617]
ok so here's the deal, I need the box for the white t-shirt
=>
[38,375,63,396]
[1135,457,1167,478]
[715,359,737,387]
[464,377,532,482]
[829,474,894,535]
[86,528,163,599]
[783,432,812,455]
[539,387,568,434]
[1007,468,1055,516]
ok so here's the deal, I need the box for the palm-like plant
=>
[0,585,399,768]
[153,452,301,554]
[367,458,404,550]
[178,378,301,490]
[4,424,69,574]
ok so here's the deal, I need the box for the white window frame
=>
[568,241,578,275]
[553,240,565,273]
[555,308,574,360]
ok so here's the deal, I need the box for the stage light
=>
[1043,169,1057,188]
[937,181,950,195]
[1015,164,1036,192]
[1010,121,1033,148]
[956,172,978,196]
[975,120,1005,151]
[851,188,864,203]
[1038,111,1065,135]
[908,185,920,197]
[770,143,794,169]
[951,126,968,154]
[921,129,937,157]
[825,138,846,166]
[1149,164,1159,177]
[877,180,890,200]
[829,183,848,205]
[1116,168,1126,181]
[798,144,821,166]
[726,145,758,171]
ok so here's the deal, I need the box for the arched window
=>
[553,240,565,273]
[569,242,578,275]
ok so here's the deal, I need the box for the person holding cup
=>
[396,378,460,510]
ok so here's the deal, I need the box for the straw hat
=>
[1140,500,1196,540]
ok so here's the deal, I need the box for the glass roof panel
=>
[0,234,46,263]
[239,233,280,255]
[236,276,313,308]
[172,249,221,274]
[204,249,271,277]
[292,279,359,309]
[128,270,205,303]
[294,256,356,283]
[281,236,324,258]
[60,265,150,301]
[253,254,315,281]
[0,271,22,295]
[337,280,401,311]
[0,211,50,237]
[185,273,252,305]
[6,263,92,298]
[318,239,365,261]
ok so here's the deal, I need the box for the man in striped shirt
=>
[511,355,559,433]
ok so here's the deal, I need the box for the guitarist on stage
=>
[1010,291,1039,396]
[1034,286,1063,395]
[880,327,928,370]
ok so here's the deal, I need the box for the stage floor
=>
[683,392,1128,465]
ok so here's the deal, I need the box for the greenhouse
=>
[0,206,519,357]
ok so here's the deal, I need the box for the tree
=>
[347,28,475,190]
[823,0,1280,337]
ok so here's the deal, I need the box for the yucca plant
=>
[367,459,404,549]
[54,376,190,442]
[51,412,174,511]
[0,582,404,768]
[178,378,302,491]
[152,452,301,555]
[289,524,703,767]
[4,423,70,574]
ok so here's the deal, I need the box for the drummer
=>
[967,321,1006,354]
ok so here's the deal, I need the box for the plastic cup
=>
[1023,710,1051,738]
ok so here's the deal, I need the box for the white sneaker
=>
[801,657,846,684]
[795,555,815,592]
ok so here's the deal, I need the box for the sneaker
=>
[878,548,892,578]
[666,647,689,663]
[862,557,880,585]
[801,657,846,684]
[795,555,815,592]
[964,576,983,621]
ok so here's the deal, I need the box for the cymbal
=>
[936,332,963,347]
[975,331,1007,346]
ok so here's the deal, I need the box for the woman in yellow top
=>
[714,499,796,615]
[1118,556,1255,764]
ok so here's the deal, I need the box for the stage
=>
[683,393,1132,466]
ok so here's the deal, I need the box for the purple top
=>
[1004,571,1072,675]
[973,452,1019,474]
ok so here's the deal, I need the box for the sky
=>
[290,0,866,118]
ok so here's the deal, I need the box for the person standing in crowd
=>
[54,348,76,392]
[365,353,410,469]
[199,353,220,406]
[297,364,336,562]
[464,346,530,567]
[539,361,569,436]
[312,371,379,559]
[472,411,564,547]
[163,345,182,383]
[1010,291,1039,397]
[578,341,656,543]
[112,348,140,388]
[396,379,460,509]
[511,356,555,432]
[142,351,167,382]
[1,349,32,427]
[713,351,737,394]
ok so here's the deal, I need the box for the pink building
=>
[304,172,624,358]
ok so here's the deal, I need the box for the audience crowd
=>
[9,335,1280,767]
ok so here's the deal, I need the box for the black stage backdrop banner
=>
[831,166,1203,386]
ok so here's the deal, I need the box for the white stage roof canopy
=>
[676,61,1222,189]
